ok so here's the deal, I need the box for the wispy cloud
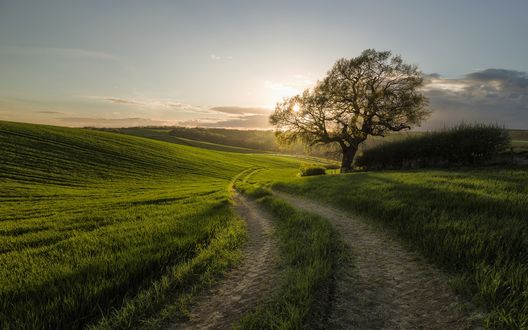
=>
[99,97,208,113]
[103,98,143,106]
[201,114,271,129]
[34,111,66,114]
[209,106,271,116]
[210,54,233,61]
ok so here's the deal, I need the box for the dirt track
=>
[275,191,479,330]
[169,193,278,330]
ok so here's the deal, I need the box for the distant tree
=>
[270,49,430,172]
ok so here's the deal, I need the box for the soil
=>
[275,191,481,330]
[168,193,279,330]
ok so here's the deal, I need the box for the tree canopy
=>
[270,49,430,172]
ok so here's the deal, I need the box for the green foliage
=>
[0,121,301,328]
[270,49,430,171]
[356,124,511,170]
[300,165,326,176]
[274,169,528,328]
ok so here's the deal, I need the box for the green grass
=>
[235,172,343,329]
[271,168,528,328]
[6,119,526,329]
[0,121,301,329]
[510,129,528,152]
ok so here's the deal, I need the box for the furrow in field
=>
[168,192,279,329]
[274,191,479,330]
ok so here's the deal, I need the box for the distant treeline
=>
[92,126,341,159]
[356,124,511,170]
[90,125,527,164]
[165,127,340,158]
[169,127,277,150]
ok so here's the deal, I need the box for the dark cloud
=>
[422,68,528,129]
[209,106,271,115]
[465,69,528,88]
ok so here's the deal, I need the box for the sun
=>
[293,104,300,112]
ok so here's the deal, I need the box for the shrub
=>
[355,124,510,170]
[323,163,341,170]
[300,166,326,176]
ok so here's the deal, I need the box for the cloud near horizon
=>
[209,106,271,116]
[422,68,528,129]
[3,68,527,130]
[203,69,528,130]
[100,97,207,113]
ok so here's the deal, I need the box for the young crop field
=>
[265,168,528,328]
[3,120,528,329]
[105,127,262,154]
[0,121,301,328]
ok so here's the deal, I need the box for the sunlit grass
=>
[0,121,301,328]
[272,168,528,328]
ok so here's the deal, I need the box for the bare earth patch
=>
[275,191,481,330]
[168,193,278,330]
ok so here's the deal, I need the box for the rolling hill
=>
[0,121,301,328]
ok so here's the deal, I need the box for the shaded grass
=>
[273,168,528,328]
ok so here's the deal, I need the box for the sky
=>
[0,0,527,129]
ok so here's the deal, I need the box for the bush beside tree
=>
[355,124,510,170]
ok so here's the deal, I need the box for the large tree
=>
[270,49,430,172]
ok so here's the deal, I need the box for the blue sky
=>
[1,0,527,128]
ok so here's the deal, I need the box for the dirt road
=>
[275,191,479,329]
[169,193,278,329]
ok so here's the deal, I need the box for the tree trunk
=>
[340,145,358,173]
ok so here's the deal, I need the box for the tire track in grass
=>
[169,192,278,329]
[275,191,480,330]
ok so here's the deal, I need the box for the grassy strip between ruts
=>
[235,177,346,329]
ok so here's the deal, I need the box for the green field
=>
[261,168,528,328]
[0,121,302,328]
[3,120,528,329]
[106,128,262,154]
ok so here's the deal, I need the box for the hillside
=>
[95,126,342,159]
[4,121,528,328]
[95,126,528,161]
[0,121,300,328]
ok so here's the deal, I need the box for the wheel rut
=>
[168,192,278,330]
[275,191,479,330]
